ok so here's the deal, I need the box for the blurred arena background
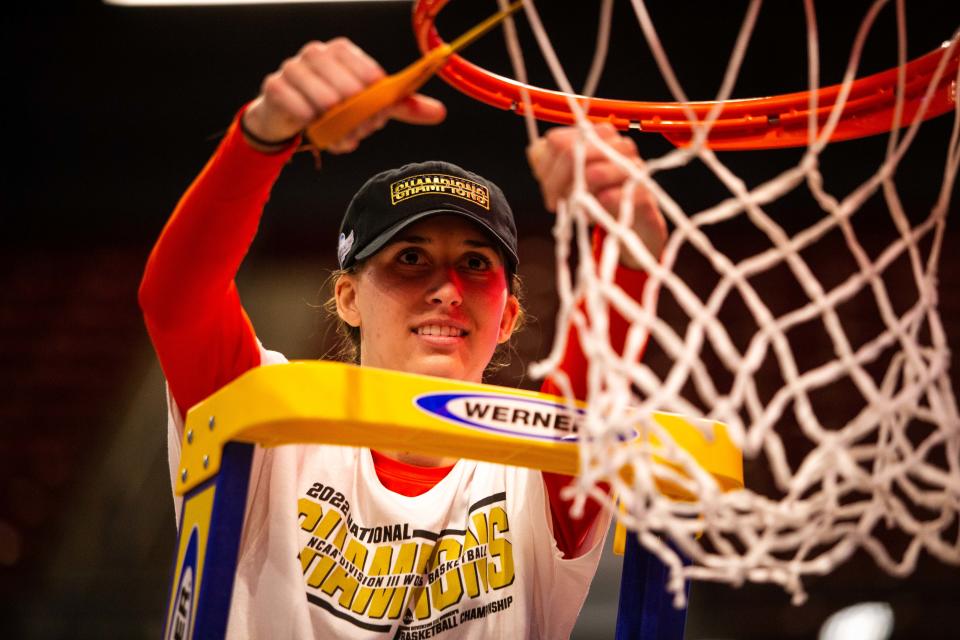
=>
[3,1,958,637]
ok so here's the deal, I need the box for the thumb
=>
[388,94,447,125]
[526,138,548,175]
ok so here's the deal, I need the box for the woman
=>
[140,38,665,639]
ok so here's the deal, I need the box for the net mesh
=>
[498,0,960,604]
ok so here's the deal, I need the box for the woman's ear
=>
[497,294,521,344]
[335,275,361,328]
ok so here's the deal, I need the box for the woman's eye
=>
[398,250,423,265]
[464,255,492,271]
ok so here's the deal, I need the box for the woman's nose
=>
[429,267,463,307]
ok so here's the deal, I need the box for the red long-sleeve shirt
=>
[140,108,648,558]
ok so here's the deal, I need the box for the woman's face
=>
[335,215,519,383]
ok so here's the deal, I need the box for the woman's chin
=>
[404,357,477,382]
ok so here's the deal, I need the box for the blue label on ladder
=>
[167,526,199,640]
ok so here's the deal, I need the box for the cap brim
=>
[352,208,519,269]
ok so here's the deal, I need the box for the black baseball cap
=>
[337,161,519,272]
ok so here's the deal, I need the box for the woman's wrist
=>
[239,101,301,153]
[240,115,298,150]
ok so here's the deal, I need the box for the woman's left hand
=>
[527,123,667,267]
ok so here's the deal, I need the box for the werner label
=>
[414,392,583,441]
[167,527,198,640]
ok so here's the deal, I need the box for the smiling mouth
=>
[414,325,468,338]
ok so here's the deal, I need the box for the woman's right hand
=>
[242,38,447,154]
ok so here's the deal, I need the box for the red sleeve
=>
[541,226,649,558]
[138,106,299,418]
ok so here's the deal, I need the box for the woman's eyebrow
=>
[464,239,495,249]
[394,234,430,245]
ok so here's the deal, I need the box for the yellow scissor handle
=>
[304,0,524,151]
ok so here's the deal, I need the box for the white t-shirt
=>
[167,348,610,639]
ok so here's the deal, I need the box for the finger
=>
[261,71,319,125]
[582,137,639,169]
[596,185,668,260]
[387,94,447,125]
[540,129,611,209]
[324,110,389,155]
[584,127,638,161]
[541,147,575,211]
[533,128,579,209]
[582,138,643,190]
[594,173,658,216]
[327,37,386,86]
[328,136,361,155]
[346,111,389,143]
[298,39,387,111]
[584,160,632,194]
[526,138,559,211]
[606,132,640,159]
[596,185,625,215]
[591,121,619,140]
[539,129,588,211]
[526,138,549,180]
[305,57,366,102]
[280,59,341,114]
[542,125,632,170]
[545,122,633,154]
[542,122,616,147]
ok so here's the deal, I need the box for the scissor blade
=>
[449,0,524,54]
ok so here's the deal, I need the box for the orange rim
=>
[412,0,959,150]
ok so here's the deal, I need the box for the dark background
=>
[3,1,959,638]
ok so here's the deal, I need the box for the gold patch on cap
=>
[390,173,490,210]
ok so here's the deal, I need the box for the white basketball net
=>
[499,0,960,604]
